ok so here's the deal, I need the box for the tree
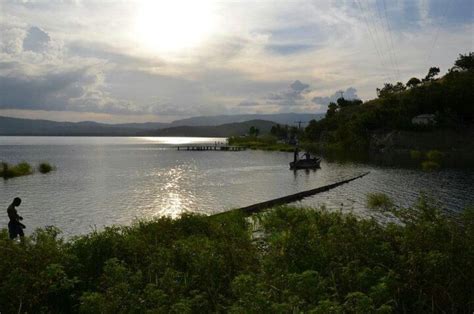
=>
[376,82,406,98]
[336,98,363,108]
[326,102,338,118]
[249,126,256,136]
[423,67,440,81]
[452,52,474,71]
[406,77,421,88]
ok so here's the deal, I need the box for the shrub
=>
[0,197,472,313]
[410,150,422,160]
[0,161,33,179]
[38,162,54,174]
[367,193,394,211]
[426,149,443,163]
[422,160,440,171]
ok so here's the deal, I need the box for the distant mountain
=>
[113,122,169,130]
[170,113,324,127]
[150,120,276,137]
[0,116,143,136]
[0,113,323,136]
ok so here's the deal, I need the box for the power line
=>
[377,0,400,82]
[382,0,401,82]
[426,0,453,69]
[355,0,394,84]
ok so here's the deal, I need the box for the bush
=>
[410,150,422,160]
[0,197,472,313]
[426,150,443,163]
[422,160,440,171]
[38,162,54,174]
[367,193,394,211]
[0,161,33,179]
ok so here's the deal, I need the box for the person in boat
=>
[293,147,300,163]
[7,197,26,241]
[304,152,311,160]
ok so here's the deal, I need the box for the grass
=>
[0,161,33,179]
[0,195,473,313]
[367,192,395,211]
[38,162,54,174]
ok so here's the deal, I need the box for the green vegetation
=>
[0,161,33,179]
[367,193,394,211]
[1,196,473,313]
[304,53,474,160]
[0,161,56,178]
[38,162,55,174]
[229,135,294,152]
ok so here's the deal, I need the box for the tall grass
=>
[0,161,33,179]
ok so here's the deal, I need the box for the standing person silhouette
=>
[7,197,25,241]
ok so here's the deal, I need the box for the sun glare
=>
[134,0,216,54]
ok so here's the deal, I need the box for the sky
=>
[0,0,472,123]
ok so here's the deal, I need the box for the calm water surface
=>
[1,136,473,236]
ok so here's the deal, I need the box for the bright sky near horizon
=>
[0,0,473,123]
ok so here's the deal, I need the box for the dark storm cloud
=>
[266,80,311,106]
[312,87,359,106]
[0,70,84,111]
[23,26,50,52]
[0,69,136,114]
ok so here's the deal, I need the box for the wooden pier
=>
[177,145,246,151]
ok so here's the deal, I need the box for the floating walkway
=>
[177,145,246,151]
[213,172,370,217]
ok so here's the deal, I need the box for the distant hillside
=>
[0,116,277,137]
[0,113,323,136]
[0,116,143,136]
[170,113,324,127]
[150,120,276,137]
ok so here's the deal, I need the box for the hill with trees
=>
[304,53,474,166]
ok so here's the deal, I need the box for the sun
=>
[134,0,216,54]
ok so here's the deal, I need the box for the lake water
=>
[1,136,473,237]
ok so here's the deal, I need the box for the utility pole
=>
[338,91,344,99]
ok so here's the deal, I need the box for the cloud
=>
[238,100,260,107]
[266,80,311,106]
[23,26,50,52]
[0,0,473,122]
[312,87,359,106]
[266,43,315,55]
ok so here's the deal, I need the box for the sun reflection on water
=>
[134,137,227,145]
[150,165,197,218]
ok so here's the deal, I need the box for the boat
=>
[290,157,321,170]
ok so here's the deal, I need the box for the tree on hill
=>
[406,77,421,88]
[423,67,440,82]
[336,97,363,108]
[270,124,289,139]
[452,52,474,71]
[376,82,406,98]
[249,126,259,136]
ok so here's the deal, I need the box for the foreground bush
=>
[0,161,33,179]
[0,197,473,313]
